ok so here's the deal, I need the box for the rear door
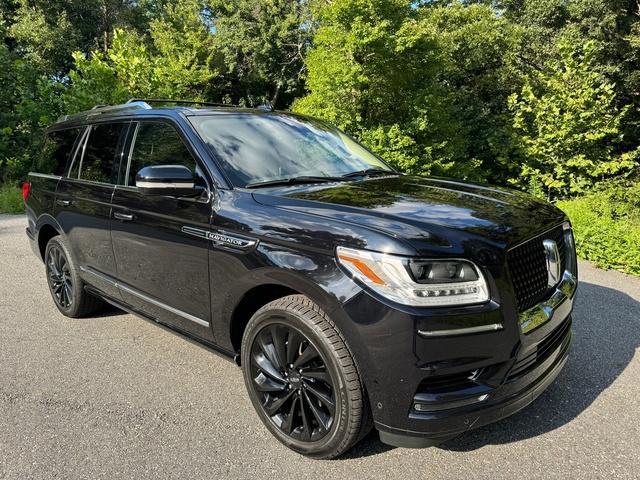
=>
[110,119,214,341]
[55,121,130,299]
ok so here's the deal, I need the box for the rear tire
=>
[44,236,103,318]
[241,294,371,459]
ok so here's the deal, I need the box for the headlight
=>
[336,247,489,307]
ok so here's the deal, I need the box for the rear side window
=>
[127,122,196,186]
[78,123,127,184]
[35,128,83,176]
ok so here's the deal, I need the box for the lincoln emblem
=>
[542,239,561,287]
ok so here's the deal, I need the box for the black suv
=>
[23,99,577,458]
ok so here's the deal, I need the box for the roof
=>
[52,98,274,128]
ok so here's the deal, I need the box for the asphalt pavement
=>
[1,214,638,479]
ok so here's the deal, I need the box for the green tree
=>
[4,0,149,75]
[295,1,520,181]
[502,0,640,154]
[208,0,314,107]
[509,40,639,198]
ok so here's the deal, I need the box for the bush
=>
[0,184,24,214]
[557,178,640,276]
[509,40,639,199]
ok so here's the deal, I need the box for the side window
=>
[127,122,197,186]
[35,128,82,176]
[78,123,126,184]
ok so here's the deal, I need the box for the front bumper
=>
[335,240,577,448]
[379,316,572,447]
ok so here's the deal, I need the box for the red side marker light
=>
[22,181,31,202]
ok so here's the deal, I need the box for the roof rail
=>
[257,103,273,112]
[55,101,152,123]
[126,98,238,108]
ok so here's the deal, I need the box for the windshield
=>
[189,113,393,187]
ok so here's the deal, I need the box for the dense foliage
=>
[557,175,640,275]
[0,0,638,271]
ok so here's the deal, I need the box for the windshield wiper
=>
[341,168,398,178]
[244,176,343,189]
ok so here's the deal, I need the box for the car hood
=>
[251,175,566,255]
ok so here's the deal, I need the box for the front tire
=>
[44,236,103,318]
[241,295,370,459]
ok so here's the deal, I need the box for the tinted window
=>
[35,128,82,175]
[189,114,391,187]
[78,123,126,183]
[127,122,196,186]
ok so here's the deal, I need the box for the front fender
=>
[209,241,381,391]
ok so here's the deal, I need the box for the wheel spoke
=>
[270,325,287,371]
[303,390,330,431]
[253,373,287,392]
[301,367,330,384]
[265,388,296,416]
[298,393,312,441]
[293,343,319,369]
[59,256,67,274]
[280,396,298,434]
[304,381,335,414]
[48,254,59,277]
[257,334,282,372]
[53,248,60,270]
[59,284,67,307]
[286,330,303,365]
[253,352,286,383]
[63,284,72,306]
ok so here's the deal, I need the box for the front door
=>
[110,120,213,341]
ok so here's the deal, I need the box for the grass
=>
[558,192,640,277]
[0,184,24,214]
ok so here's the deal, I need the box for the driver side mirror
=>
[135,165,201,197]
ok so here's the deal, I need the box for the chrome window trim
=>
[66,126,90,179]
[27,172,62,180]
[75,125,91,179]
[136,181,195,189]
[80,266,210,328]
[124,122,140,186]
[62,177,116,188]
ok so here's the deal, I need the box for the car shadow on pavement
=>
[441,281,640,452]
[86,281,640,458]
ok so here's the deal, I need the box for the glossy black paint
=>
[25,105,575,447]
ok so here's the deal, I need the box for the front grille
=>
[507,317,571,381]
[507,225,566,312]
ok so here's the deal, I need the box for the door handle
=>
[113,211,134,222]
[56,199,72,207]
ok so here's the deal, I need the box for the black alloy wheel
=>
[250,323,336,442]
[44,236,103,318]
[241,295,370,459]
[46,244,74,309]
